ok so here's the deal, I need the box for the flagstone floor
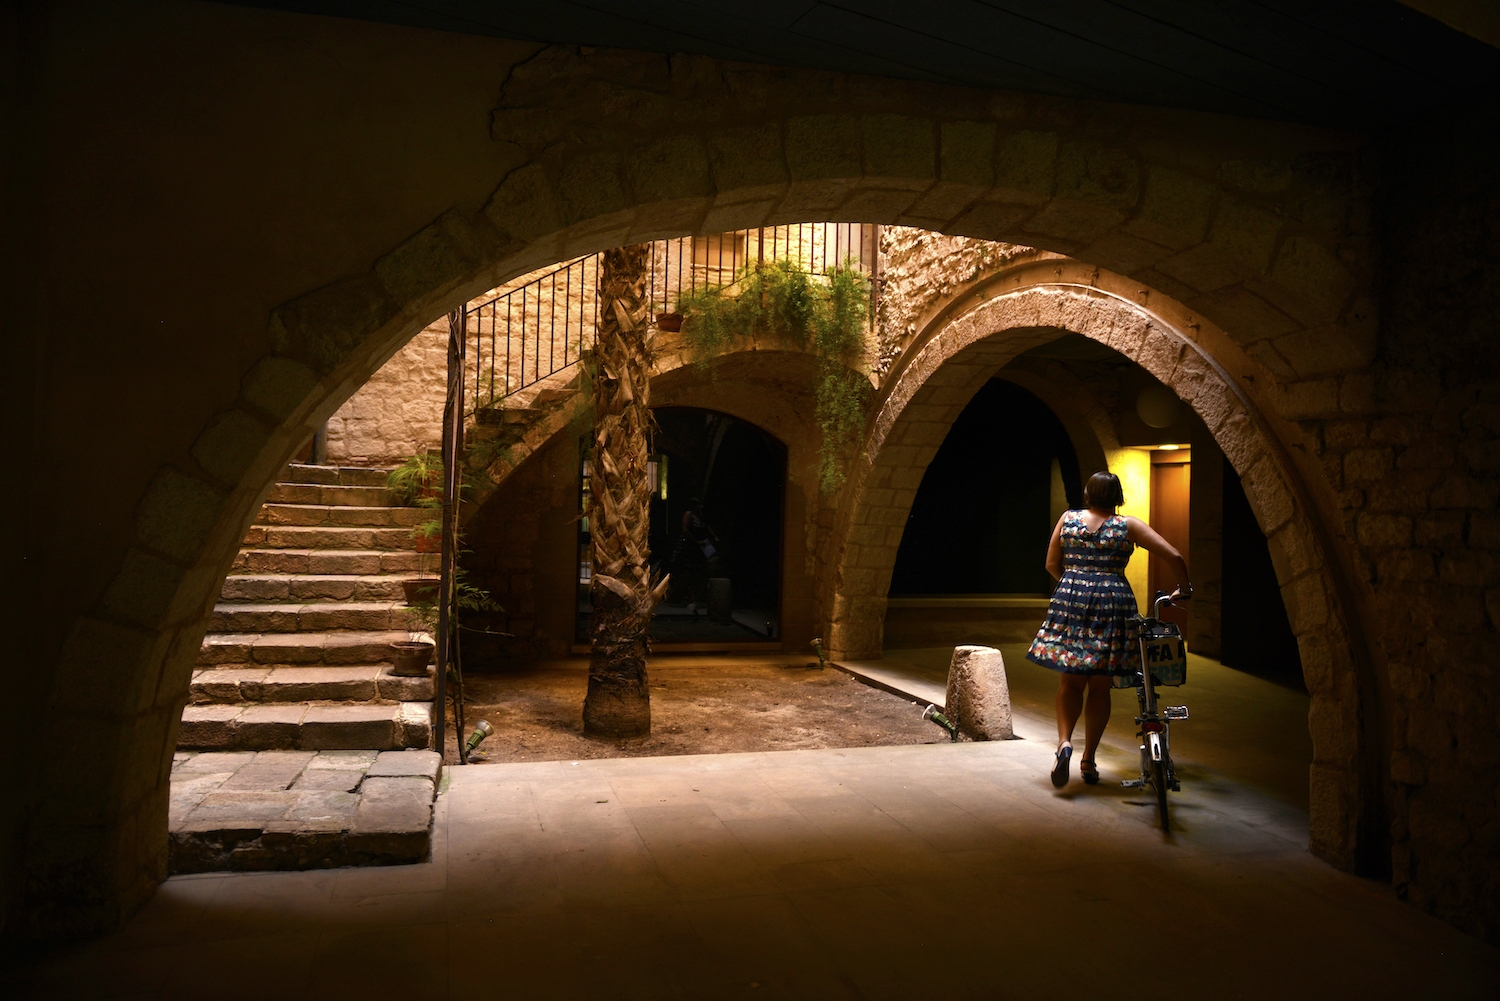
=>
[9,732,1494,999]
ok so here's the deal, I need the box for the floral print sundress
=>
[1026,510,1139,675]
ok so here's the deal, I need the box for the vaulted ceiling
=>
[228,0,1499,128]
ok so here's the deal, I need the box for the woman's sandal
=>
[1080,759,1099,785]
[1050,743,1073,787]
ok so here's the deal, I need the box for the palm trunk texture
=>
[582,244,668,738]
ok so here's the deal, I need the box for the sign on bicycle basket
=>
[1144,626,1187,687]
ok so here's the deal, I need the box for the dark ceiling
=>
[226,1,1499,128]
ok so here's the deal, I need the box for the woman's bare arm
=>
[1124,516,1192,598]
[1044,514,1066,580]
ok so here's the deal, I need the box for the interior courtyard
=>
[6,1,1500,996]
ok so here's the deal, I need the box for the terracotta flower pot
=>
[655,311,684,332]
[389,640,435,677]
[402,578,441,604]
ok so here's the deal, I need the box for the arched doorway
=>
[575,407,787,648]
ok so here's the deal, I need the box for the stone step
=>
[232,549,425,575]
[282,464,392,487]
[178,701,431,751]
[240,525,423,551]
[190,665,432,704]
[208,602,423,633]
[254,503,426,528]
[267,482,396,506]
[219,574,422,603]
[199,630,415,668]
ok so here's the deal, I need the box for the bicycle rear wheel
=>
[1152,759,1171,833]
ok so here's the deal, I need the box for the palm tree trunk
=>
[583,244,666,738]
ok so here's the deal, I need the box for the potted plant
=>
[389,454,445,605]
[388,567,502,676]
[389,634,436,676]
[386,452,443,505]
[401,512,442,604]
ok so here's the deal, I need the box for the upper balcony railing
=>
[464,223,879,413]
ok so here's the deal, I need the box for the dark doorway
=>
[575,408,785,647]
[890,379,1081,595]
[1221,459,1305,691]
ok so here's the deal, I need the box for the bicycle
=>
[1118,590,1191,833]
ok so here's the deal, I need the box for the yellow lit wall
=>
[1107,447,1151,613]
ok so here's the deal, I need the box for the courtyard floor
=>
[5,651,1494,996]
[9,674,1495,998]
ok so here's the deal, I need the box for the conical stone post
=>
[943,645,1014,741]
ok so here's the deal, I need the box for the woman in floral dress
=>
[1027,471,1191,787]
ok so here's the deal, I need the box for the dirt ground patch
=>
[440,655,946,763]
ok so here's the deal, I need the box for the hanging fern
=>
[677,258,870,492]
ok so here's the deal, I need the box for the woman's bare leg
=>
[1055,674,1086,750]
[1081,675,1113,763]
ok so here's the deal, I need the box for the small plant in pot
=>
[386,452,443,505]
[388,568,501,676]
[390,634,436,677]
[389,453,445,605]
[392,579,440,676]
[400,514,442,605]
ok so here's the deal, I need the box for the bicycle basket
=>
[1143,622,1187,687]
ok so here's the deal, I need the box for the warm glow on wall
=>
[1106,447,1151,613]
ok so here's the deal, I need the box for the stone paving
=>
[14,737,1494,1000]
[169,749,441,874]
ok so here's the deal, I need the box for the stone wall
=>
[1345,114,1499,939]
[325,317,448,464]
[462,430,581,659]
[875,227,1034,376]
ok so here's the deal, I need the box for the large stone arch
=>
[823,260,1380,872]
[20,24,1386,937]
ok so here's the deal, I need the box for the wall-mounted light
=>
[1158,444,1180,451]
[1137,384,1183,428]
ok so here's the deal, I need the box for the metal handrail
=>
[464,223,879,414]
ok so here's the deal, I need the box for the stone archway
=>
[821,265,1378,873]
[461,347,836,655]
[21,30,1389,936]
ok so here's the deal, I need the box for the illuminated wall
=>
[1106,446,1152,614]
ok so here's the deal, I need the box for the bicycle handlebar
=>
[1153,591,1182,619]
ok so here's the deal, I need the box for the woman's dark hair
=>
[1082,471,1124,510]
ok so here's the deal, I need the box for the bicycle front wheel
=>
[1152,758,1171,833]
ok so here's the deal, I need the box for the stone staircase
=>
[179,464,436,752]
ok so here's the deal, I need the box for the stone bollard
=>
[943,645,1013,740]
